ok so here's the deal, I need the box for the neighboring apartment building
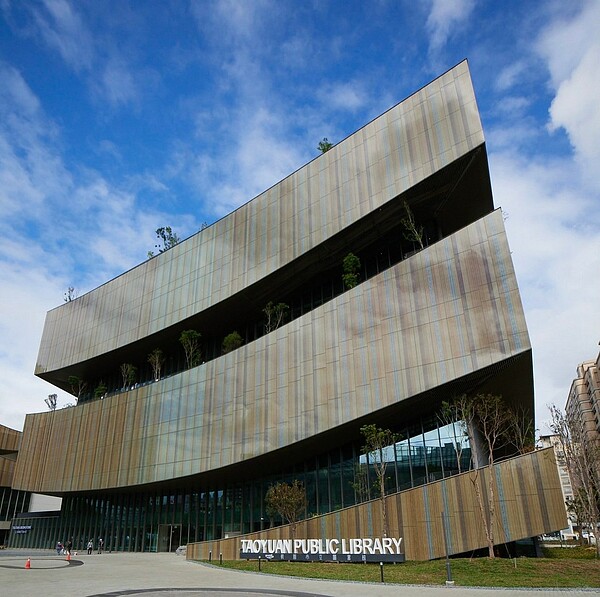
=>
[8,62,566,560]
[538,433,577,539]
[566,353,600,443]
[538,434,574,504]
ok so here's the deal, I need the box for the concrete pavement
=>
[0,550,597,597]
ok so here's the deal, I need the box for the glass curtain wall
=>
[9,418,470,552]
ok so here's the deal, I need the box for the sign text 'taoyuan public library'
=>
[240,537,405,563]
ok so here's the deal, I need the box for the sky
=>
[0,0,598,433]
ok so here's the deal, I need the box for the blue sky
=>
[0,0,599,431]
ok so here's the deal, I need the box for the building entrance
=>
[158,524,181,552]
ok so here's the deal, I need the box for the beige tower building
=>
[566,352,600,442]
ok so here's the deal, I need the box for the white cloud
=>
[481,1,600,427]
[189,105,307,219]
[537,1,599,86]
[99,58,138,107]
[537,1,600,182]
[318,81,369,112]
[547,45,600,175]
[495,61,528,92]
[0,65,201,429]
[0,263,74,430]
[0,63,70,225]
[491,96,532,119]
[426,0,475,53]
[489,149,600,427]
[33,0,95,72]
[8,0,144,107]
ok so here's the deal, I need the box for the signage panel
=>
[240,537,405,563]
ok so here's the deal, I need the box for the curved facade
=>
[35,60,488,385]
[10,62,562,557]
[16,210,528,494]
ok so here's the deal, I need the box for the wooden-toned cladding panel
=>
[0,426,21,487]
[0,456,15,487]
[37,63,484,374]
[187,449,567,562]
[15,214,529,494]
[0,425,20,452]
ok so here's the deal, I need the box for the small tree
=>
[67,376,87,403]
[317,138,333,153]
[45,393,57,411]
[148,226,180,258]
[506,405,536,455]
[400,200,424,250]
[360,424,401,537]
[342,252,361,290]
[350,462,371,503]
[263,301,289,333]
[94,382,107,399]
[147,348,165,381]
[442,393,512,558]
[64,286,77,302]
[438,402,468,473]
[120,363,137,389]
[180,330,202,369]
[264,480,307,539]
[222,331,243,354]
[566,493,590,546]
[549,403,600,558]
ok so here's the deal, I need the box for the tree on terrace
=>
[67,376,87,403]
[94,381,107,399]
[45,393,57,411]
[263,301,289,333]
[180,330,202,369]
[222,331,243,354]
[506,405,536,455]
[342,252,361,290]
[148,226,180,258]
[120,363,137,389]
[317,138,333,153]
[148,348,165,381]
[400,200,424,250]
[64,286,77,302]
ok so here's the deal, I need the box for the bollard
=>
[258,556,261,572]
[219,552,223,565]
[208,550,212,562]
[442,511,454,585]
[380,561,384,583]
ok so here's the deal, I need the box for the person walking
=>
[98,537,104,554]
[65,538,73,555]
[87,539,94,555]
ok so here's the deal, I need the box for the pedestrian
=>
[87,539,93,555]
[98,537,104,554]
[66,538,72,555]
[56,541,63,555]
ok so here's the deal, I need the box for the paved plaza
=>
[0,550,597,597]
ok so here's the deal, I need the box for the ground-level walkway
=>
[0,550,596,597]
